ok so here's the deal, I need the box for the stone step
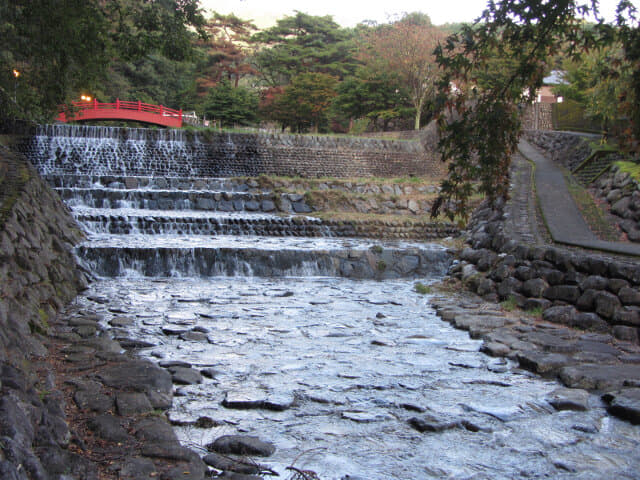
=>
[76,241,451,279]
[57,188,311,213]
[44,174,255,192]
[572,154,617,186]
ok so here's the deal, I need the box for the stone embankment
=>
[0,146,213,479]
[441,196,640,423]
[592,164,640,242]
[20,124,447,179]
[522,130,592,171]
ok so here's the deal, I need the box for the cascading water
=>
[26,125,640,480]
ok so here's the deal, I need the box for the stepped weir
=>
[20,125,640,480]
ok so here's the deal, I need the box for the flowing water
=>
[27,125,640,479]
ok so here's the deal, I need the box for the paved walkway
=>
[518,139,640,257]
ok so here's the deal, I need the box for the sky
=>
[200,0,636,28]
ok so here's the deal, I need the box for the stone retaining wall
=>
[0,146,94,477]
[522,129,592,171]
[593,165,640,242]
[0,147,210,479]
[521,104,554,131]
[450,199,640,343]
[19,124,447,179]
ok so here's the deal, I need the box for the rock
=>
[73,387,114,413]
[523,298,552,312]
[116,392,153,416]
[560,364,640,390]
[546,388,590,411]
[408,415,459,433]
[595,291,622,319]
[179,331,209,342]
[203,452,262,475]
[613,307,640,327]
[570,312,609,332]
[618,287,640,306]
[480,341,511,357]
[576,289,598,311]
[603,388,640,424]
[612,325,638,342]
[87,415,129,443]
[221,390,266,410]
[222,390,293,411]
[543,285,581,303]
[97,360,172,397]
[542,305,577,326]
[207,435,276,457]
[522,278,548,298]
[169,367,203,385]
[581,276,608,291]
[109,316,135,327]
[201,368,223,379]
[516,351,572,375]
[342,411,388,423]
[118,457,158,479]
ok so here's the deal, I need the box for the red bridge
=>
[57,99,183,128]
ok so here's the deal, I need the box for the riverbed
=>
[75,276,640,480]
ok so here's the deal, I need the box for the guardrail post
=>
[138,100,141,111]
[93,98,97,110]
[160,105,163,116]
[116,98,120,110]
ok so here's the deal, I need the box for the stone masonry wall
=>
[0,145,96,478]
[450,199,640,343]
[592,165,640,242]
[521,103,554,131]
[19,125,446,179]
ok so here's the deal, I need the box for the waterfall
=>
[24,124,451,279]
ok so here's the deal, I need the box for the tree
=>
[263,73,338,133]
[358,13,445,130]
[332,69,410,131]
[554,44,633,132]
[0,0,205,124]
[431,0,639,220]
[195,12,257,94]
[204,79,258,127]
[252,12,357,86]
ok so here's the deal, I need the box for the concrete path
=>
[518,139,640,257]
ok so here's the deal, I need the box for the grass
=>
[500,296,518,312]
[563,169,621,242]
[414,282,432,295]
[615,161,640,182]
[309,211,463,225]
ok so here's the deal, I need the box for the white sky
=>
[200,0,637,28]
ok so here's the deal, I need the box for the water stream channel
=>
[28,126,640,479]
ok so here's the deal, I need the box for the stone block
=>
[594,291,622,320]
[543,285,581,303]
[612,326,639,343]
[619,287,640,306]
[522,278,548,298]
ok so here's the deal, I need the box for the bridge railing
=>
[57,99,182,122]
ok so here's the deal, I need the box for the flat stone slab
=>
[408,415,459,432]
[559,364,640,391]
[169,366,203,385]
[207,435,276,457]
[87,414,129,443]
[516,351,573,375]
[97,360,172,395]
[202,452,262,475]
[116,392,153,416]
[222,390,294,411]
[603,388,640,424]
[545,387,590,411]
